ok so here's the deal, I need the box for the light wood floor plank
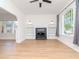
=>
[0,39,79,59]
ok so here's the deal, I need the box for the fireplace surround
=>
[36,28,47,40]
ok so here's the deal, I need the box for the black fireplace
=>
[36,28,47,40]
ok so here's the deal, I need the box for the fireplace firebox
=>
[36,28,47,40]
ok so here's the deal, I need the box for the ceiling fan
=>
[30,0,52,8]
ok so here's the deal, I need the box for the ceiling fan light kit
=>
[30,0,52,8]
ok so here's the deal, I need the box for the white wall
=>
[0,0,25,43]
[0,0,57,42]
[59,1,79,52]
[23,15,57,39]
[25,15,56,27]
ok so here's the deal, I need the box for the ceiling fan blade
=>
[39,3,42,8]
[43,0,52,3]
[30,0,38,3]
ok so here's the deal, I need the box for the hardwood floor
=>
[0,39,79,59]
[0,40,15,59]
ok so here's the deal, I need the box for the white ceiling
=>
[0,7,17,21]
[11,0,74,15]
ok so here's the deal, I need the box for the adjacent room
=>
[0,7,16,59]
[0,0,79,59]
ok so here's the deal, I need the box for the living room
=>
[0,0,79,59]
